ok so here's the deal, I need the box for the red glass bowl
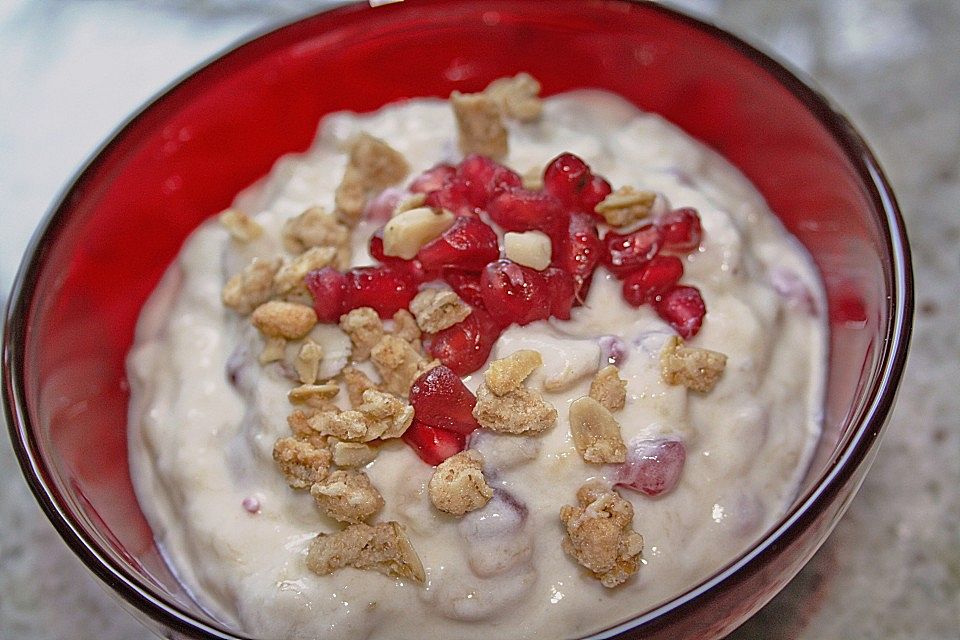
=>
[2,1,912,638]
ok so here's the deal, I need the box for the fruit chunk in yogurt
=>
[126,76,825,639]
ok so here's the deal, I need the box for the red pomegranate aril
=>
[487,188,567,234]
[544,267,576,320]
[601,223,663,278]
[409,365,479,435]
[553,212,603,303]
[410,163,456,193]
[654,285,706,338]
[425,179,474,216]
[305,267,347,323]
[423,307,501,376]
[443,269,485,308]
[480,259,552,328]
[456,154,522,209]
[369,231,434,283]
[417,216,500,273]
[401,419,467,466]
[622,255,685,306]
[342,266,418,319]
[542,152,612,214]
[615,438,686,497]
[657,207,703,253]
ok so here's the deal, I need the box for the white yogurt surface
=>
[126,91,826,639]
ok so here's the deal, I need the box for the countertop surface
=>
[1,1,957,638]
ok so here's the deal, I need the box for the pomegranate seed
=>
[487,188,567,235]
[480,259,553,328]
[417,215,500,273]
[409,163,456,193]
[409,365,479,435]
[622,255,685,306]
[542,152,612,214]
[654,285,706,338]
[615,438,686,497]
[305,267,347,323]
[553,212,603,303]
[425,179,474,216]
[423,307,501,376]
[368,231,435,283]
[443,269,485,308]
[456,154,522,209]
[401,419,466,465]
[544,267,576,321]
[342,265,418,318]
[657,207,703,253]
[601,223,662,278]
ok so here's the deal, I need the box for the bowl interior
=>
[4,0,906,637]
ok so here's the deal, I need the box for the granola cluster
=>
[472,351,557,435]
[660,335,727,393]
[560,482,644,588]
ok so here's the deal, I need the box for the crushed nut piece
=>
[391,309,421,343]
[340,307,385,362]
[595,186,657,228]
[307,389,413,442]
[428,450,493,516]
[560,482,644,588]
[251,301,317,340]
[288,382,340,405]
[281,206,351,264]
[273,436,331,489]
[370,334,427,396]
[342,365,380,407]
[450,91,508,160]
[218,208,263,243]
[329,438,378,467]
[484,350,543,396]
[409,288,472,333]
[274,246,338,297]
[568,396,627,464]
[306,521,425,583]
[222,256,281,315]
[483,72,543,122]
[335,133,410,225]
[504,230,552,271]
[288,410,330,449]
[660,335,727,393]
[357,389,414,438]
[259,336,287,364]
[394,192,427,216]
[295,339,325,384]
[521,166,543,190]
[383,207,455,260]
[472,383,557,435]
[590,365,627,411]
[310,469,384,524]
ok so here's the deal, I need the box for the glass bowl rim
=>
[1,1,913,637]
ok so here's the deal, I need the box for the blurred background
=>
[0,1,957,638]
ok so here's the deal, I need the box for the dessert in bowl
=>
[2,1,911,639]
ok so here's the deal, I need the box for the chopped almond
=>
[594,186,657,227]
[251,301,317,340]
[382,207,454,260]
[568,396,627,464]
[504,231,552,270]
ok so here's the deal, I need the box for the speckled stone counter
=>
[1,1,957,638]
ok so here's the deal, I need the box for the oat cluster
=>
[660,335,727,393]
[560,482,644,588]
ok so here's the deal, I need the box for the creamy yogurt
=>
[127,91,825,639]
